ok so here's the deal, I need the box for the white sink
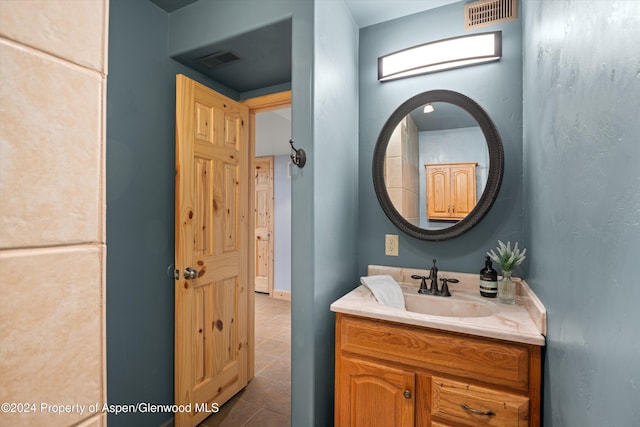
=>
[404,293,495,318]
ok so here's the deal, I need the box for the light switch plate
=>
[385,234,399,256]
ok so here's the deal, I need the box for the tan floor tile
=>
[242,408,290,427]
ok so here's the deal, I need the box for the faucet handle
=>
[412,274,431,294]
[439,278,459,297]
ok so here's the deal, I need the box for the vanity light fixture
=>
[378,31,502,82]
[423,103,435,113]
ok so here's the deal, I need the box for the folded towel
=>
[360,275,406,310]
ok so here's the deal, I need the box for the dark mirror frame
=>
[372,89,504,241]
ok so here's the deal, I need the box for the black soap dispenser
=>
[479,256,498,298]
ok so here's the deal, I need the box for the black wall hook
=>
[289,138,306,168]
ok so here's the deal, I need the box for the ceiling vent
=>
[194,50,241,69]
[465,0,517,29]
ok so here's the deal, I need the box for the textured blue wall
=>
[522,1,640,425]
[358,2,524,276]
[289,0,316,423]
[291,1,359,425]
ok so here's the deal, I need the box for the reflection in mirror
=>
[383,102,488,230]
[372,90,504,241]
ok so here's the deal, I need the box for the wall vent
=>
[465,0,517,29]
[194,50,241,69]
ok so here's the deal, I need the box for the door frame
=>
[241,90,291,378]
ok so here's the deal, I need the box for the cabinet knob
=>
[403,390,412,399]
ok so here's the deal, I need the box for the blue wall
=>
[522,1,640,425]
[291,1,359,425]
[358,2,524,276]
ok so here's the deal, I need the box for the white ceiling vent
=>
[465,0,517,30]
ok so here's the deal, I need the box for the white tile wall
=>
[0,1,108,426]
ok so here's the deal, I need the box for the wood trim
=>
[241,90,292,112]
[528,344,542,427]
[272,290,291,301]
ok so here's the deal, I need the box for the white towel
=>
[360,275,406,311]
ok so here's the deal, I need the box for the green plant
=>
[487,240,526,272]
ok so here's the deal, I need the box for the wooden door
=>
[254,156,274,294]
[426,166,450,219]
[450,164,476,219]
[337,357,415,427]
[175,74,251,427]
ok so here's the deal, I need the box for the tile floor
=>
[198,293,291,427]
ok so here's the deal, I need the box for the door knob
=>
[183,267,198,280]
[403,390,412,399]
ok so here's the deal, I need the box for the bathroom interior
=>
[0,0,638,426]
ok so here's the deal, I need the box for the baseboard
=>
[272,290,291,301]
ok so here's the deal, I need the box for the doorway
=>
[253,108,292,301]
[243,92,292,302]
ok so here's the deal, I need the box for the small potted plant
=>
[487,240,526,304]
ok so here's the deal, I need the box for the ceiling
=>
[409,102,479,131]
[149,0,461,26]
[344,0,461,27]
[149,0,462,93]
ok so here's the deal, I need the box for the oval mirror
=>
[372,90,504,241]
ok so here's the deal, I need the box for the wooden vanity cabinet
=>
[425,162,477,220]
[335,314,542,427]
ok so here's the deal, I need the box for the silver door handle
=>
[183,267,198,280]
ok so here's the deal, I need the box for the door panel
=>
[254,156,274,294]
[338,357,415,427]
[175,74,250,427]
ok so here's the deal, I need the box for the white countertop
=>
[330,265,546,346]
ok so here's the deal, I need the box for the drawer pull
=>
[460,403,495,417]
[403,390,412,399]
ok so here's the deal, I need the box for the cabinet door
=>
[426,166,451,219]
[450,164,476,218]
[337,357,415,427]
[431,376,529,427]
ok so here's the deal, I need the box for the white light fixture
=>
[423,103,435,113]
[378,31,502,82]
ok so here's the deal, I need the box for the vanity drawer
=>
[338,315,530,390]
[431,376,529,427]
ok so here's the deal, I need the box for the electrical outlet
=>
[385,234,399,256]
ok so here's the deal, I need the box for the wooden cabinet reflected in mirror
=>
[425,162,476,221]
